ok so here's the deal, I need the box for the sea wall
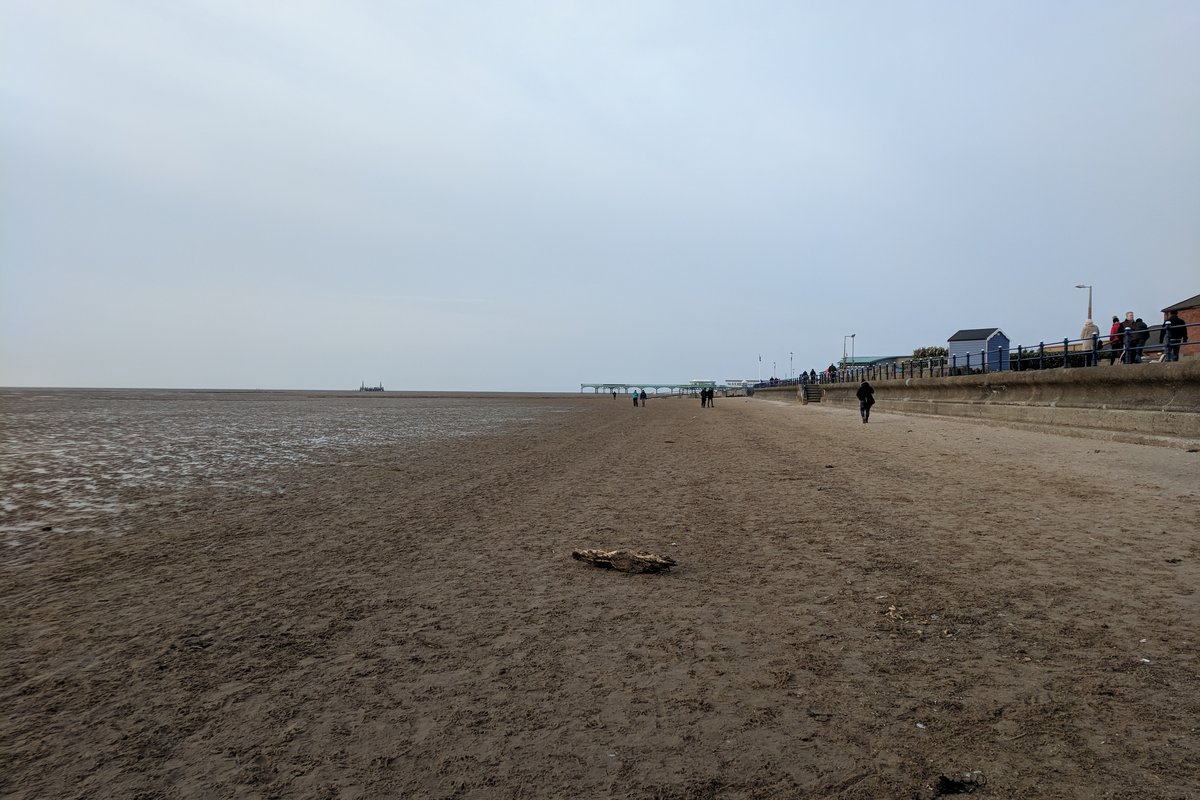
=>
[777,361,1200,447]
[750,385,804,402]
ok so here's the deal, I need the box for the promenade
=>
[3,397,1198,799]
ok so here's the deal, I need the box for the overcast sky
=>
[2,1,1197,390]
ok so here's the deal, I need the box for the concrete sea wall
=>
[756,361,1200,448]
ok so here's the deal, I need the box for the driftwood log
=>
[571,549,677,574]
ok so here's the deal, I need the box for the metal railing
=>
[755,321,1196,387]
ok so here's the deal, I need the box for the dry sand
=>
[3,396,1199,799]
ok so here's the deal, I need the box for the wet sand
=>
[3,397,1199,799]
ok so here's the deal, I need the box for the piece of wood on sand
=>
[571,548,677,574]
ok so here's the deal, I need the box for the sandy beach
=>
[3,395,1198,799]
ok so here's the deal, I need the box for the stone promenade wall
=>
[773,362,1200,447]
[750,385,804,402]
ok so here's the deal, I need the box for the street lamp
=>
[843,334,856,366]
[789,351,793,379]
[1075,284,1092,320]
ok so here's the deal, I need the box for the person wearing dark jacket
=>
[1130,318,1150,363]
[1117,312,1136,363]
[855,380,876,424]
[1161,311,1189,362]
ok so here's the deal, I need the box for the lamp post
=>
[789,351,793,379]
[1075,284,1092,320]
[851,334,856,362]
[843,334,855,367]
[773,361,776,379]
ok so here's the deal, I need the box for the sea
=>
[0,388,578,544]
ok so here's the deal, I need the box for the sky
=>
[2,1,1198,390]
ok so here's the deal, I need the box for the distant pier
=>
[580,381,719,395]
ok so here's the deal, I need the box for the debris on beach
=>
[572,548,677,574]
[919,771,986,798]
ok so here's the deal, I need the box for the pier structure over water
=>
[580,381,719,395]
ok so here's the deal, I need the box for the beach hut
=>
[948,328,1010,372]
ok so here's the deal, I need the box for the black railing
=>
[755,321,1196,387]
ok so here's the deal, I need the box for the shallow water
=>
[0,389,573,540]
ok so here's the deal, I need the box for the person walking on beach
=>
[708,387,715,407]
[631,389,639,407]
[699,388,707,408]
[639,390,647,407]
[856,379,876,424]
[1161,310,1188,362]
[612,390,617,400]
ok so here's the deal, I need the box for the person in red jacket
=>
[1106,315,1122,364]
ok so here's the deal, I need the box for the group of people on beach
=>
[1082,309,1189,365]
[612,388,720,407]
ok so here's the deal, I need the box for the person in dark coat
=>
[1161,311,1189,362]
[639,389,647,407]
[1130,318,1150,363]
[1117,312,1135,363]
[855,380,876,424]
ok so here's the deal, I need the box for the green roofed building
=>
[839,355,907,368]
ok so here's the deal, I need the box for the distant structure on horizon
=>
[359,382,385,392]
